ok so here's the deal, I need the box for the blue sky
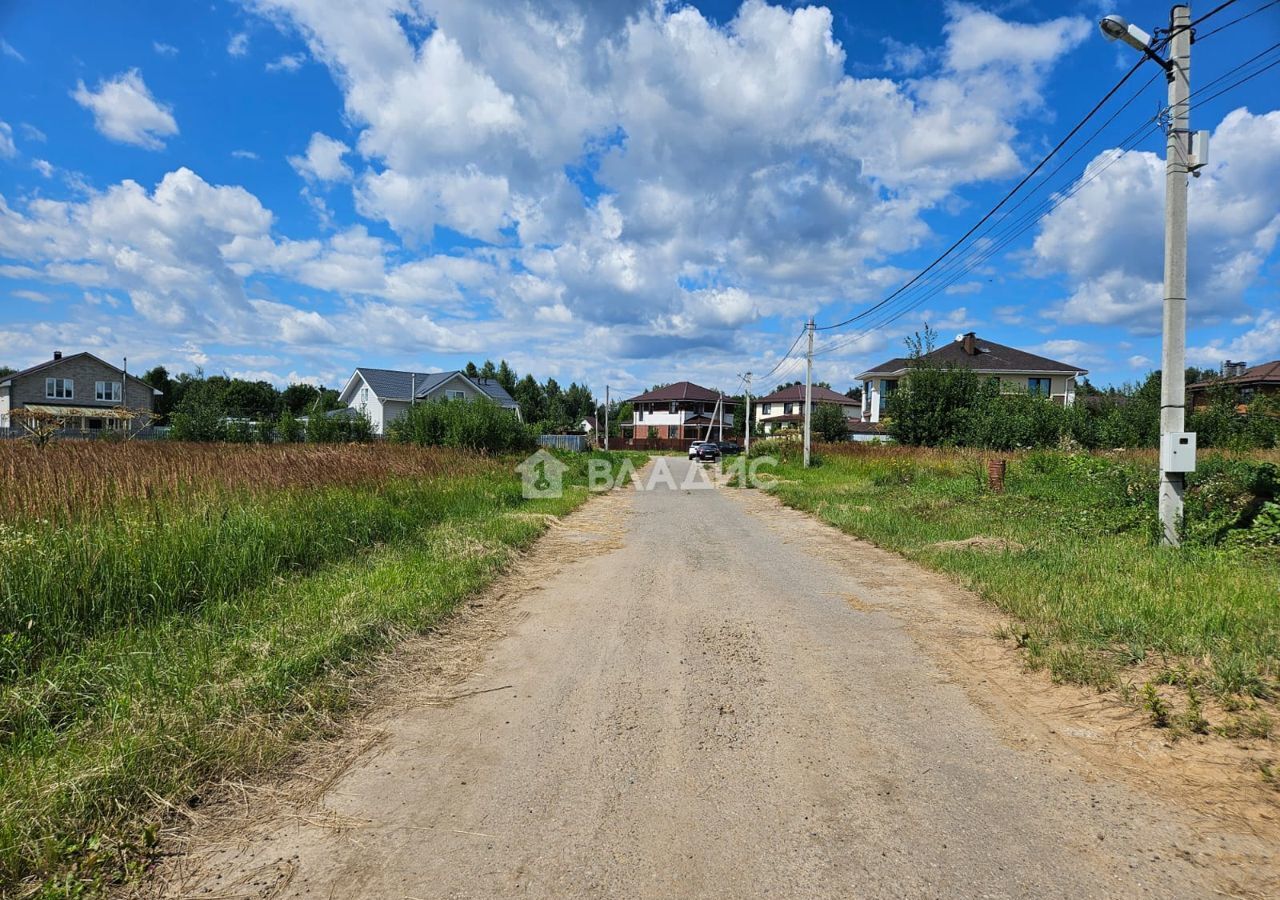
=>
[1,0,1277,397]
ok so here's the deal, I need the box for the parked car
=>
[694,442,721,461]
[688,440,708,459]
[715,441,741,455]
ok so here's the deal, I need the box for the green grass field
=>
[0,444,644,897]
[759,444,1279,733]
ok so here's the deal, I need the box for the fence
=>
[537,434,590,452]
[0,426,165,442]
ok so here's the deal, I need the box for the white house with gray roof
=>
[338,368,520,436]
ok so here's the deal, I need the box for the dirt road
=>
[172,457,1276,899]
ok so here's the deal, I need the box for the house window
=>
[447,390,465,401]
[1028,377,1052,396]
[761,403,772,415]
[879,379,897,412]
[359,387,369,406]
[637,407,644,420]
[670,401,678,414]
[95,381,122,402]
[46,377,73,400]
[784,402,795,415]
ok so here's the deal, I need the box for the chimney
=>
[962,332,977,356]
[1222,360,1248,377]
[53,350,62,360]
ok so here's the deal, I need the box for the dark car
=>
[715,441,741,455]
[694,442,721,461]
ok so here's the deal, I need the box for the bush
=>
[389,398,535,452]
[306,410,373,443]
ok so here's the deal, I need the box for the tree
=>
[513,374,544,424]
[168,378,228,442]
[0,366,15,378]
[479,359,498,382]
[844,386,862,403]
[496,360,517,394]
[776,379,832,392]
[222,379,281,421]
[811,403,849,442]
[464,361,480,379]
[282,383,322,415]
[142,366,175,422]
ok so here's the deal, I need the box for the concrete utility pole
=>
[1099,4,1203,546]
[1159,5,1191,547]
[604,384,609,452]
[742,371,752,455]
[803,317,814,469]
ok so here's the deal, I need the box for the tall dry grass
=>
[0,442,492,526]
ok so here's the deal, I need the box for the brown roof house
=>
[622,381,735,443]
[755,384,860,433]
[0,351,161,435]
[856,332,1088,423]
[1187,360,1280,413]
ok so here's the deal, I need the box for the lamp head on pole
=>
[1099,14,1153,51]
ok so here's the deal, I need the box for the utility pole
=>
[742,371,752,455]
[803,317,814,468]
[1099,5,1203,546]
[717,391,724,441]
[1158,4,1191,547]
[604,385,609,452]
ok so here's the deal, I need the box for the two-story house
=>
[0,351,161,433]
[856,332,1088,423]
[1187,360,1280,412]
[337,367,520,436]
[622,382,734,443]
[754,384,861,435]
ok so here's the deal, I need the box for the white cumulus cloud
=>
[288,132,352,182]
[71,69,178,150]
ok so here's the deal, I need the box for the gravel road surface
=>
[176,456,1274,899]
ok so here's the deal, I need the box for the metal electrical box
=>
[1160,432,1197,473]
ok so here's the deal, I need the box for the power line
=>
[814,56,1150,332]
[756,326,808,380]
[812,25,1273,355]
[1195,0,1280,41]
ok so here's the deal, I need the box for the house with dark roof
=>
[1187,360,1280,413]
[0,350,161,434]
[754,384,861,435]
[338,367,520,436]
[621,381,735,442]
[856,332,1088,423]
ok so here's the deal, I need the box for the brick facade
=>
[1,353,157,427]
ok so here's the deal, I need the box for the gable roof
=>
[344,368,517,407]
[624,381,731,403]
[0,352,163,394]
[757,384,858,405]
[1187,360,1280,390]
[857,336,1087,380]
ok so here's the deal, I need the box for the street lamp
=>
[1098,5,1208,547]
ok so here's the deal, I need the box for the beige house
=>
[338,367,520,436]
[0,351,160,432]
[856,332,1088,423]
[754,384,861,435]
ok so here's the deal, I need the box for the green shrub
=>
[389,398,535,452]
[306,410,373,443]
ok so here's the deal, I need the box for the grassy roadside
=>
[756,445,1279,739]
[0,449,645,897]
